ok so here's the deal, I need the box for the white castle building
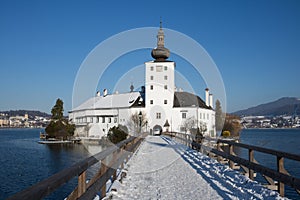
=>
[69,24,216,138]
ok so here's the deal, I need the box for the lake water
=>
[0,128,299,199]
[0,128,108,200]
[238,129,300,199]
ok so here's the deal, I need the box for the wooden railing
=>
[8,134,146,200]
[163,132,300,197]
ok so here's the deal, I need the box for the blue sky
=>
[0,0,299,114]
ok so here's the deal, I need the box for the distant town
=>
[1,109,300,130]
[241,115,300,129]
[0,111,50,128]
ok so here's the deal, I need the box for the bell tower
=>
[145,21,175,131]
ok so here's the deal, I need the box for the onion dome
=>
[151,20,170,61]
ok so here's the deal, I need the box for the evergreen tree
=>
[215,99,224,131]
[51,98,64,120]
[45,98,75,139]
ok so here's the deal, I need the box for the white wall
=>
[145,61,175,131]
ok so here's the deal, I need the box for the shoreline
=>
[242,127,300,130]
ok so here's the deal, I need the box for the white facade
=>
[145,61,175,133]
[69,25,216,138]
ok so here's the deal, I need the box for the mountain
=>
[0,110,51,119]
[232,97,300,116]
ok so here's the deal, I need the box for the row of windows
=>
[150,65,168,71]
[150,75,168,80]
[182,112,210,120]
[199,113,210,120]
[76,117,117,124]
[150,100,168,105]
[150,85,168,90]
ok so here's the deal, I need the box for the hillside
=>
[0,110,51,119]
[232,97,300,116]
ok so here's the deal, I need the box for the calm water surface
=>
[0,128,107,200]
[1,128,299,199]
[239,129,300,199]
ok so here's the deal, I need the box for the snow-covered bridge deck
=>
[109,135,282,199]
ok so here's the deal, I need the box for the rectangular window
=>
[182,113,187,119]
[108,118,111,123]
[156,113,161,119]
[150,100,153,104]
[150,66,154,71]
[199,113,202,119]
[150,85,153,90]
[164,75,167,80]
[150,76,153,80]
[164,100,167,104]
[96,117,99,123]
[164,85,168,90]
[207,114,209,120]
[156,65,163,72]
[90,117,93,123]
[164,66,168,70]
[114,117,117,123]
[102,117,105,123]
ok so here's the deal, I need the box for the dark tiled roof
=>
[173,92,211,109]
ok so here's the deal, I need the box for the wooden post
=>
[248,149,254,180]
[277,156,285,197]
[77,171,86,197]
[217,141,222,162]
[229,144,234,169]
[100,162,107,198]
[111,151,117,181]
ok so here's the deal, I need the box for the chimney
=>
[103,89,108,97]
[209,93,213,108]
[205,88,209,107]
[96,91,100,97]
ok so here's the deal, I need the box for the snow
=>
[72,92,141,111]
[105,135,285,200]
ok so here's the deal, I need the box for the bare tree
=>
[127,111,147,135]
[182,117,197,133]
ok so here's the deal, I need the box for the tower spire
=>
[160,17,162,29]
[151,19,170,61]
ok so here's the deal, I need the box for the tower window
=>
[182,113,187,119]
[150,76,154,80]
[150,66,154,71]
[156,113,161,119]
[150,85,153,90]
[150,100,153,104]
[164,85,167,90]
[156,66,163,72]
[164,66,168,70]
[164,100,167,104]
[164,76,167,80]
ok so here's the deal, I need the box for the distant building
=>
[69,23,216,138]
[0,115,9,127]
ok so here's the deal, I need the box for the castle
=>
[69,24,216,138]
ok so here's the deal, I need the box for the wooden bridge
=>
[7,132,300,199]
[164,132,300,197]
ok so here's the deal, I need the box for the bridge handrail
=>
[7,134,146,200]
[163,131,300,197]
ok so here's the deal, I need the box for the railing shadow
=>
[160,136,281,199]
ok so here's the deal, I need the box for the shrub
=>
[107,126,128,144]
[222,130,231,138]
